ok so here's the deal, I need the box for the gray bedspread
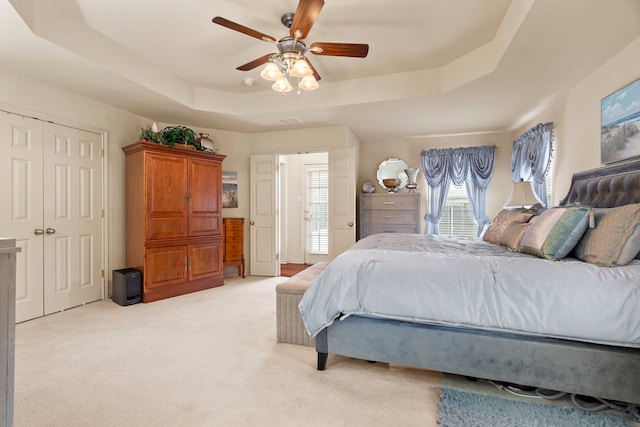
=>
[299,233,640,347]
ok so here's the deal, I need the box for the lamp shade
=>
[298,76,319,91]
[504,180,542,208]
[260,62,282,81]
[272,78,293,93]
[290,59,312,78]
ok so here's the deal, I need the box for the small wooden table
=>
[223,217,245,277]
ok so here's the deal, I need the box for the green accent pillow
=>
[572,204,640,266]
[519,205,590,260]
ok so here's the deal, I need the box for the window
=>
[438,184,477,237]
[306,167,328,254]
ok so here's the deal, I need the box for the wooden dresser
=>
[223,217,245,278]
[360,193,421,239]
[122,141,226,302]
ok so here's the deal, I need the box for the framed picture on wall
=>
[601,77,640,164]
[222,171,238,208]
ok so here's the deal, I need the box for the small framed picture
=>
[222,171,238,208]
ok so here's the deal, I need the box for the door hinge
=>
[101,269,104,278]
[276,253,279,260]
[101,209,105,218]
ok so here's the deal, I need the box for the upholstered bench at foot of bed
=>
[276,262,328,347]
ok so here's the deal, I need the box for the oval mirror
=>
[377,158,409,191]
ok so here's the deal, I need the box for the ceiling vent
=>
[275,117,304,126]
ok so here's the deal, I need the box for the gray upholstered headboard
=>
[559,161,640,208]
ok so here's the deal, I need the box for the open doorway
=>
[279,152,329,270]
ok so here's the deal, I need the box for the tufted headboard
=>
[559,161,640,208]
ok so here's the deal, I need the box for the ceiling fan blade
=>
[304,58,321,81]
[236,53,274,71]
[310,42,369,58]
[289,0,324,39]
[212,16,276,43]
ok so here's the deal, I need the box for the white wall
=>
[358,131,516,233]
[514,35,640,204]
[3,31,638,283]
[0,67,150,292]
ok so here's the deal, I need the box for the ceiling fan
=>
[212,0,369,93]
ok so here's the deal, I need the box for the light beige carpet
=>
[14,276,442,426]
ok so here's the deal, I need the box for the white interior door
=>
[43,124,103,315]
[249,154,279,276]
[0,114,45,322]
[0,114,103,322]
[329,148,356,260]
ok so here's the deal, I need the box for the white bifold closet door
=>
[0,113,103,323]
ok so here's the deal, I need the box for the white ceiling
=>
[2,0,640,141]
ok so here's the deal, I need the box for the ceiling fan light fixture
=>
[260,62,283,81]
[272,77,293,93]
[290,58,312,78]
[298,75,319,91]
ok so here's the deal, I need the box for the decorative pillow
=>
[482,209,535,245]
[518,205,591,260]
[499,222,530,251]
[572,204,640,266]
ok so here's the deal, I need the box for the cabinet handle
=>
[384,216,395,219]
[34,228,44,235]
[348,222,354,227]
[383,201,396,205]
[45,227,56,235]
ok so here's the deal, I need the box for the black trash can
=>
[112,268,142,306]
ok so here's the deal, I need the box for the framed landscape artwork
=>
[222,171,238,208]
[601,77,640,164]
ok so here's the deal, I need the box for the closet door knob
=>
[250,221,255,226]
[34,228,44,235]
[45,227,56,235]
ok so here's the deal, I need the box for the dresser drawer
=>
[225,250,243,261]
[361,224,419,235]
[363,210,418,225]
[224,220,243,231]
[361,194,419,210]
[225,242,242,252]
[225,234,242,243]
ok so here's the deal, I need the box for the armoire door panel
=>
[189,241,222,281]
[189,158,221,236]
[145,153,188,239]
[145,246,188,289]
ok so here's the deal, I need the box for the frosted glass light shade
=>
[290,59,312,78]
[260,62,282,81]
[504,180,542,208]
[298,76,319,91]
[272,78,293,93]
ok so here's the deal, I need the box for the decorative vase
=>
[404,168,419,192]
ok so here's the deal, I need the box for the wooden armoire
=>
[122,141,226,302]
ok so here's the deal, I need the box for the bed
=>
[299,161,640,404]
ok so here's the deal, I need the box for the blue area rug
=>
[438,388,632,427]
